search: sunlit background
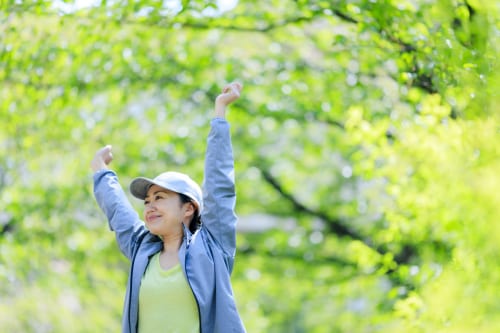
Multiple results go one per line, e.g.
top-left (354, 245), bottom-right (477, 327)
top-left (1, 0), bottom-right (499, 332)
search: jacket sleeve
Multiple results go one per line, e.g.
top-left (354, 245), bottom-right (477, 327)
top-left (93, 169), bottom-right (147, 260)
top-left (201, 118), bottom-right (238, 267)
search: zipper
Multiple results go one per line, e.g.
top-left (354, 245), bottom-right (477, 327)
top-left (128, 232), bottom-right (148, 333)
top-left (181, 225), bottom-right (203, 333)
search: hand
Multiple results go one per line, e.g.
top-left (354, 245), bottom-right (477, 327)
top-left (216, 82), bottom-right (243, 106)
top-left (91, 145), bottom-right (113, 172)
top-left (215, 82), bottom-right (243, 118)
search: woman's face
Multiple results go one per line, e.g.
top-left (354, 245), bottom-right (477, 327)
top-left (143, 185), bottom-right (193, 235)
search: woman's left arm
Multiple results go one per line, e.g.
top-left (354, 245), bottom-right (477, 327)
top-left (201, 83), bottom-right (242, 269)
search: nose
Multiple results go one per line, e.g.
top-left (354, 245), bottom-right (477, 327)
top-left (144, 201), bottom-right (156, 211)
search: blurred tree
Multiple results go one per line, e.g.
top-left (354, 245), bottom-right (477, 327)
top-left (1, 0), bottom-right (499, 331)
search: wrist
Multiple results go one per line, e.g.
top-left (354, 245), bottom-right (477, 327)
top-left (215, 102), bottom-right (226, 118)
top-left (91, 161), bottom-right (108, 173)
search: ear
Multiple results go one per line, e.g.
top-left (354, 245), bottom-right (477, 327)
top-left (183, 202), bottom-right (195, 218)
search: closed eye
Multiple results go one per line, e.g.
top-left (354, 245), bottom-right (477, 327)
top-left (144, 190), bottom-right (171, 205)
top-left (144, 193), bottom-right (166, 205)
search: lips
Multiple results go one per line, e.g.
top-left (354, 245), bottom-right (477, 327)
top-left (146, 214), bottom-right (162, 223)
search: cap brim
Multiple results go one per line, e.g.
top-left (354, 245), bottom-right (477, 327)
top-left (129, 177), bottom-right (156, 200)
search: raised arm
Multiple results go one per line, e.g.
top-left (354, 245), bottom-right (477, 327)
top-left (201, 82), bottom-right (242, 259)
top-left (92, 145), bottom-right (146, 260)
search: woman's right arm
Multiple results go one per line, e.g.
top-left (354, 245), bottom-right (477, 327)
top-left (92, 146), bottom-right (147, 260)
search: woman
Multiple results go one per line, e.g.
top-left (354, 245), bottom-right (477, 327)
top-left (91, 82), bottom-right (246, 333)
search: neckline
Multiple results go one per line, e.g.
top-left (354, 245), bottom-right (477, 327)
top-left (155, 252), bottom-right (181, 274)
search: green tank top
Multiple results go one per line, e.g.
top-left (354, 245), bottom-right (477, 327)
top-left (138, 252), bottom-right (200, 333)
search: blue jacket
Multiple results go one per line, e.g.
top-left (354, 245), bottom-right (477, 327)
top-left (93, 118), bottom-right (246, 333)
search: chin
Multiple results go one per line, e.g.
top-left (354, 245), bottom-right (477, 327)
top-left (145, 223), bottom-right (162, 235)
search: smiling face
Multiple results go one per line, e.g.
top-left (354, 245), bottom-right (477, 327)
top-left (143, 184), bottom-right (195, 236)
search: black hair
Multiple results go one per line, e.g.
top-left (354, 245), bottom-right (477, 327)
top-left (178, 193), bottom-right (201, 233)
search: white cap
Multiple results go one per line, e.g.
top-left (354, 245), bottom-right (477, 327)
top-left (130, 171), bottom-right (203, 215)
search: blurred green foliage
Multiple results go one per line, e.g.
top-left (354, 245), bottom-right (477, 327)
top-left (1, 0), bottom-right (499, 331)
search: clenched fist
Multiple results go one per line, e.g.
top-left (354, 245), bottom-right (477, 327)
top-left (91, 145), bottom-right (113, 173)
top-left (215, 82), bottom-right (243, 118)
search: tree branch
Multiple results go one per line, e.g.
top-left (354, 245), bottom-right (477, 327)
top-left (239, 245), bottom-right (356, 267)
top-left (257, 164), bottom-right (453, 268)
top-left (258, 167), bottom-right (363, 241)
